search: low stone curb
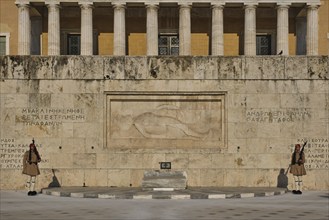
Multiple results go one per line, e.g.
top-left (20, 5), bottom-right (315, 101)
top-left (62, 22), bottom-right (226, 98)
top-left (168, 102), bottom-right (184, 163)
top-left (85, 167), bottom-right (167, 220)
top-left (42, 187), bottom-right (287, 200)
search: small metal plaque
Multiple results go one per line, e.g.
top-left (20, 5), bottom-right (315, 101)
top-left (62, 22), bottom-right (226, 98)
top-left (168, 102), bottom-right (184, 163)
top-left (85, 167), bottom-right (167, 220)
top-left (160, 162), bottom-right (171, 169)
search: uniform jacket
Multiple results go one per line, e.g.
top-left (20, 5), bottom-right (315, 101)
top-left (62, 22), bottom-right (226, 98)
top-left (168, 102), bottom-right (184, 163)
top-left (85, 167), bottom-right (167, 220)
top-left (22, 150), bottom-right (41, 176)
top-left (290, 152), bottom-right (306, 176)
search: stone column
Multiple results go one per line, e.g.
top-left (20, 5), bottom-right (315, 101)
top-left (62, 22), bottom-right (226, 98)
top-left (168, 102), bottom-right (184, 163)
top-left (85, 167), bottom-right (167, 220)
top-left (276, 4), bottom-right (289, 55)
top-left (244, 4), bottom-right (257, 55)
top-left (179, 4), bottom-right (191, 56)
top-left (47, 2), bottom-right (61, 55)
top-left (113, 3), bottom-right (126, 56)
top-left (80, 2), bottom-right (93, 55)
top-left (306, 4), bottom-right (319, 55)
top-left (17, 3), bottom-right (31, 55)
top-left (211, 4), bottom-right (224, 55)
top-left (146, 4), bottom-right (158, 56)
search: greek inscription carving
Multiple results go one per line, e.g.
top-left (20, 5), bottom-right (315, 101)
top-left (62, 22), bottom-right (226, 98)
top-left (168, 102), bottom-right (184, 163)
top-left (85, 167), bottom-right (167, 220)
top-left (246, 108), bottom-right (311, 123)
top-left (0, 138), bottom-right (49, 169)
top-left (16, 108), bottom-right (86, 126)
top-left (297, 138), bottom-right (329, 169)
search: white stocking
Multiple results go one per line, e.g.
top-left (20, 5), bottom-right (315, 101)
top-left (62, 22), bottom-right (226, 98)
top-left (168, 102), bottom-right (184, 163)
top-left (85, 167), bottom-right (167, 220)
top-left (293, 175), bottom-right (302, 191)
top-left (298, 176), bottom-right (303, 191)
top-left (26, 176), bottom-right (31, 190)
top-left (30, 176), bottom-right (36, 192)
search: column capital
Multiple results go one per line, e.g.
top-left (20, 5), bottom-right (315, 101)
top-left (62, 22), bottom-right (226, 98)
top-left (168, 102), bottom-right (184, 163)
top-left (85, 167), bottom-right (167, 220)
top-left (145, 1), bottom-right (159, 5)
top-left (146, 4), bottom-right (159, 10)
top-left (45, 0), bottom-right (60, 6)
top-left (276, 3), bottom-right (290, 9)
top-left (79, 1), bottom-right (93, 9)
top-left (306, 4), bottom-right (320, 9)
top-left (15, 0), bottom-right (29, 6)
top-left (113, 3), bottom-right (126, 9)
top-left (244, 3), bottom-right (258, 9)
top-left (15, 2), bottom-right (29, 8)
top-left (212, 3), bottom-right (224, 9)
top-left (46, 2), bottom-right (61, 9)
top-left (179, 3), bottom-right (192, 8)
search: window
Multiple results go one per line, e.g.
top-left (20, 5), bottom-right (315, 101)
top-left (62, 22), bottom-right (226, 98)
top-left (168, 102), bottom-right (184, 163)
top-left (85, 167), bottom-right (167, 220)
top-left (67, 34), bottom-right (81, 55)
top-left (61, 30), bottom-right (98, 55)
top-left (0, 33), bottom-right (10, 55)
top-left (0, 36), bottom-right (6, 55)
top-left (159, 34), bottom-right (179, 55)
top-left (256, 35), bottom-right (271, 55)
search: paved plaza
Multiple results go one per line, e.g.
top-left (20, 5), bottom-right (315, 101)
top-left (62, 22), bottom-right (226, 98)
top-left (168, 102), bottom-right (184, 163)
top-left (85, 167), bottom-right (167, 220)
top-left (1, 189), bottom-right (328, 220)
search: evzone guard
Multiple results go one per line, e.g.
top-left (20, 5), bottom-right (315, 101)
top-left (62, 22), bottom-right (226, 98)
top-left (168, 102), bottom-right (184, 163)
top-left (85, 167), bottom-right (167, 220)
top-left (22, 139), bottom-right (41, 196)
top-left (290, 142), bottom-right (307, 194)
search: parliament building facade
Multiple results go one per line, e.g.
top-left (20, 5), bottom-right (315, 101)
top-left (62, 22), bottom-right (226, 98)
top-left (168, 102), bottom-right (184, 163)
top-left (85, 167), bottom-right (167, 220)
top-left (0, 0), bottom-right (328, 190)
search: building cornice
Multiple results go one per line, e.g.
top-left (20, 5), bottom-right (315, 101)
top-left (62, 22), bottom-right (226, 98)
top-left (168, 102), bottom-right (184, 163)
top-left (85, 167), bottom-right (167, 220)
top-left (25, 0), bottom-right (322, 5)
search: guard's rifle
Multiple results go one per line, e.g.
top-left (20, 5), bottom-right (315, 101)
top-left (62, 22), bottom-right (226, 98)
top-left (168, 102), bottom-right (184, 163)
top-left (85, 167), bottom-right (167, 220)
top-left (285, 163), bottom-right (291, 175)
top-left (298, 141), bottom-right (307, 165)
top-left (31, 138), bottom-right (42, 162)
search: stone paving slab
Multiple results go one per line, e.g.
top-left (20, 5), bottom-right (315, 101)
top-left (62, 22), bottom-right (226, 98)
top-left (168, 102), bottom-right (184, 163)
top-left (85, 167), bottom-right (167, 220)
top-left (41, 186), bottom-right (287, 199)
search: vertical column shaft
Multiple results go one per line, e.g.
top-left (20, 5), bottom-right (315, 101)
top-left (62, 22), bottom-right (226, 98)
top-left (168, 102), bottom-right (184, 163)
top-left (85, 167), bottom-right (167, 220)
top-left (244, 4), bottom-right (257, 55)
top-left (146, 4), bottom-right (158, 56)
top-left (212, 4), bottom-right (224, 55)
top-left (80, 3), bottom-right (93, 55)
top-left (277, 4), bottom-right (289, 55)
top-left (17, 3), bottom-right (31, 55)
top-left (179, 4), bottom-right (191, 56)
top-left (113, 4), bottom-right (126, 56)
top-left (47, 3), bottom-right (60, 55)
top-left (307, 4), bottom-right (319, 55)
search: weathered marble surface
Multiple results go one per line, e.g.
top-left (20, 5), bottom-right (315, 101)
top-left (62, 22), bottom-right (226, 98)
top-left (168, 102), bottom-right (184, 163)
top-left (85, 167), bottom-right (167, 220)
top-left (0, 56), bottom-right (328, 191)
top-left (1, 56), bottom-right (328, 80)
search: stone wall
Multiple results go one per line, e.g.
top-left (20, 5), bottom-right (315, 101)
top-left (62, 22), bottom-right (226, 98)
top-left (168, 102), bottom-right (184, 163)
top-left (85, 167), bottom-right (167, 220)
top-left (0, 56), bottom-right (328, 190)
